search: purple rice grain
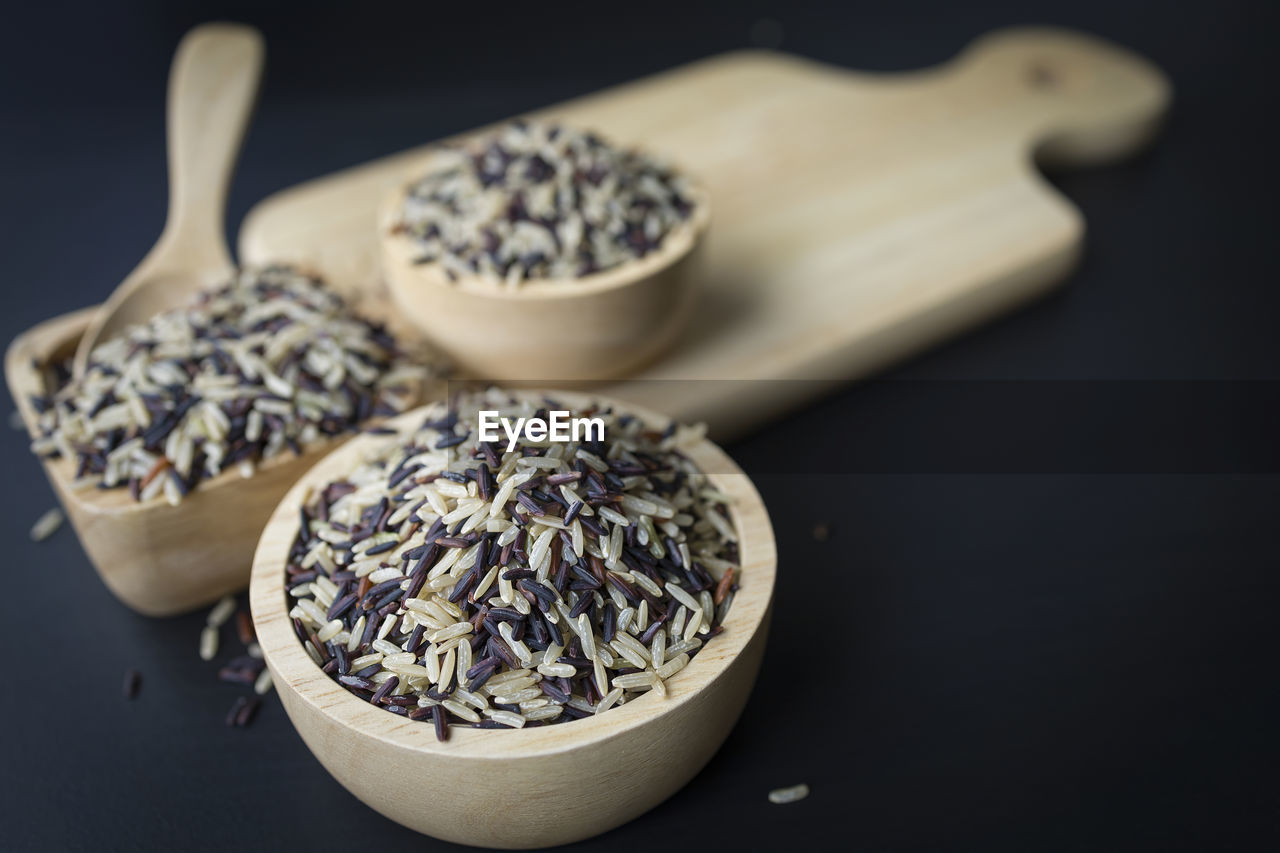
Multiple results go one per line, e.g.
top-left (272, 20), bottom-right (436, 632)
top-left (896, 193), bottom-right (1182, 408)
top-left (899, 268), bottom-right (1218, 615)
top-left (234, 697), bottom-right (262, 727)
top-left (226, 697), bottom-right (249, 727)
top-left (123, 668), bottom-right (142, 700)
top-left (370, 676), bottom-right (400, 705)
top-left (235, 611), bottom-right (255, 646)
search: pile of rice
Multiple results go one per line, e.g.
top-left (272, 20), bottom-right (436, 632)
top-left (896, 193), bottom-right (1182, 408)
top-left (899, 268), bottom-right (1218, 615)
top-left (284, 389), bottom-right (740, 737)
top-left (29, 266), bottom-right (425, 505)
top-left (397, 120), bottom-right (697, 285)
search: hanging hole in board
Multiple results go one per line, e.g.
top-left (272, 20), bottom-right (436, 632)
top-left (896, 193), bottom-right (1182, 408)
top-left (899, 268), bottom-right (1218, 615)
top-left (1028, 62), bottom-right (1059, 90)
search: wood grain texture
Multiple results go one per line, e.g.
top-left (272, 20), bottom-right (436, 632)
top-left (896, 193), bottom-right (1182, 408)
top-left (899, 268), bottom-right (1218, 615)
top-left (5, 310), bottom-right (433, 616)
top-left (75, 23), bottom-right (265, 375)
top-left (238, 27), bottom-right (1170, 438)
top-left (249, 394), bottom-right (776, 848)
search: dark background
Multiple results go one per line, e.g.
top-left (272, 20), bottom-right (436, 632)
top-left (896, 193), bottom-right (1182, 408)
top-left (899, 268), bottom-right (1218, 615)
top-left (2, 0), bottom-right (1277, 850)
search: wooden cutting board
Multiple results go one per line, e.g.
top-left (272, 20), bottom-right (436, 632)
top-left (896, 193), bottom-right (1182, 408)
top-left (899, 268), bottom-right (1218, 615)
top-left (237, 27), bottom-right (1169, 439)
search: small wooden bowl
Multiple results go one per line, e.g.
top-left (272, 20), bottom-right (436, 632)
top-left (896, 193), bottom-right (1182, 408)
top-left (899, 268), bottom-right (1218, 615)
top-left (249, 393), bottom-right (775, 848)
top-left (379, 156), bottom-right (710, 382)
top-left (5, 308), bottom-right (430, 617)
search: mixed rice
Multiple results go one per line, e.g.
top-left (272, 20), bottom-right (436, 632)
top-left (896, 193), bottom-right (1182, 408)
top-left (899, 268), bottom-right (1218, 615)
top-left (396, 120), bottom-right (697, 285)
top-left (201, 593), bottom-right (272, 727)
top-left (284, 390), bottom-right (740, 738)
top-left (28, 266), bottom-right (425, 505)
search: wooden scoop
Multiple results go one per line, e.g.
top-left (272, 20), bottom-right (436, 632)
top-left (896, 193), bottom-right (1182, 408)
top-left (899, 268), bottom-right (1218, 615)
top-left (6, 23), bottom-right (436, 617)
top-left (72, 22), bottom-right (264, 377)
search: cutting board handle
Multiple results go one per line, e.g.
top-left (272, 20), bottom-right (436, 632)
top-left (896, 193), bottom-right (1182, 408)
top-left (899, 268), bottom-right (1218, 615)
top-left (952, 27), bottom-right (1170, 168)
top-left (155, 22), bottom-right (265, 272)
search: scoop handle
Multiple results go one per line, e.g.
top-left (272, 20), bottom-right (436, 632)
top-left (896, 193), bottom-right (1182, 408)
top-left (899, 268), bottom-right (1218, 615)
top-left (71, 23), bottom-right (264, 378)
top-left (157, 22), bottom-right (265, 269)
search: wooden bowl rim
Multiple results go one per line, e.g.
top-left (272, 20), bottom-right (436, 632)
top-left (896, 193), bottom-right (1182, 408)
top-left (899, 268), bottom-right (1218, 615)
top-left (3, 307), bottom-right (423, 519)
top-left (379, 144), bottom-right (711, 302)
top-left (250, 390), bottom-right (775, 760)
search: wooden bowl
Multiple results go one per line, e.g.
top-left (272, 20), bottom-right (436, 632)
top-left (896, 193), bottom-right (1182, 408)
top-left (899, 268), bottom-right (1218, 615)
top-left (5, 308), bottom-right (431, 617)
top-left (249, 393), bottom-right (775, 848)
top-left (378, 156), bottom-right (710, 383)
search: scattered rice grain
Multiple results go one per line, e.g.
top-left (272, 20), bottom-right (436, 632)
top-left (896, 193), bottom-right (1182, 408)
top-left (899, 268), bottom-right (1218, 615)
top-left (29, 507), bottom-right (64, 542)
top-left (768, 784), bottom-right (810, 804)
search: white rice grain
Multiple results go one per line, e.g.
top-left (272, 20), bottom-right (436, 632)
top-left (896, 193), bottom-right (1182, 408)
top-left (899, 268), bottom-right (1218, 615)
top-left (29, 507), bottom-right (64, 542)
top-left (253, 669), bottom-right (274, 695)
top-left (199, 626), bottom-right (219, 661)
top-left (768, 784), bottom-right (810, 805)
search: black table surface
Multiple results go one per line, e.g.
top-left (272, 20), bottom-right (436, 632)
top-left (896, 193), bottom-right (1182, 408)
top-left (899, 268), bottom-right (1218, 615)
top-left (2, 1), bottom-right (1276, 850)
